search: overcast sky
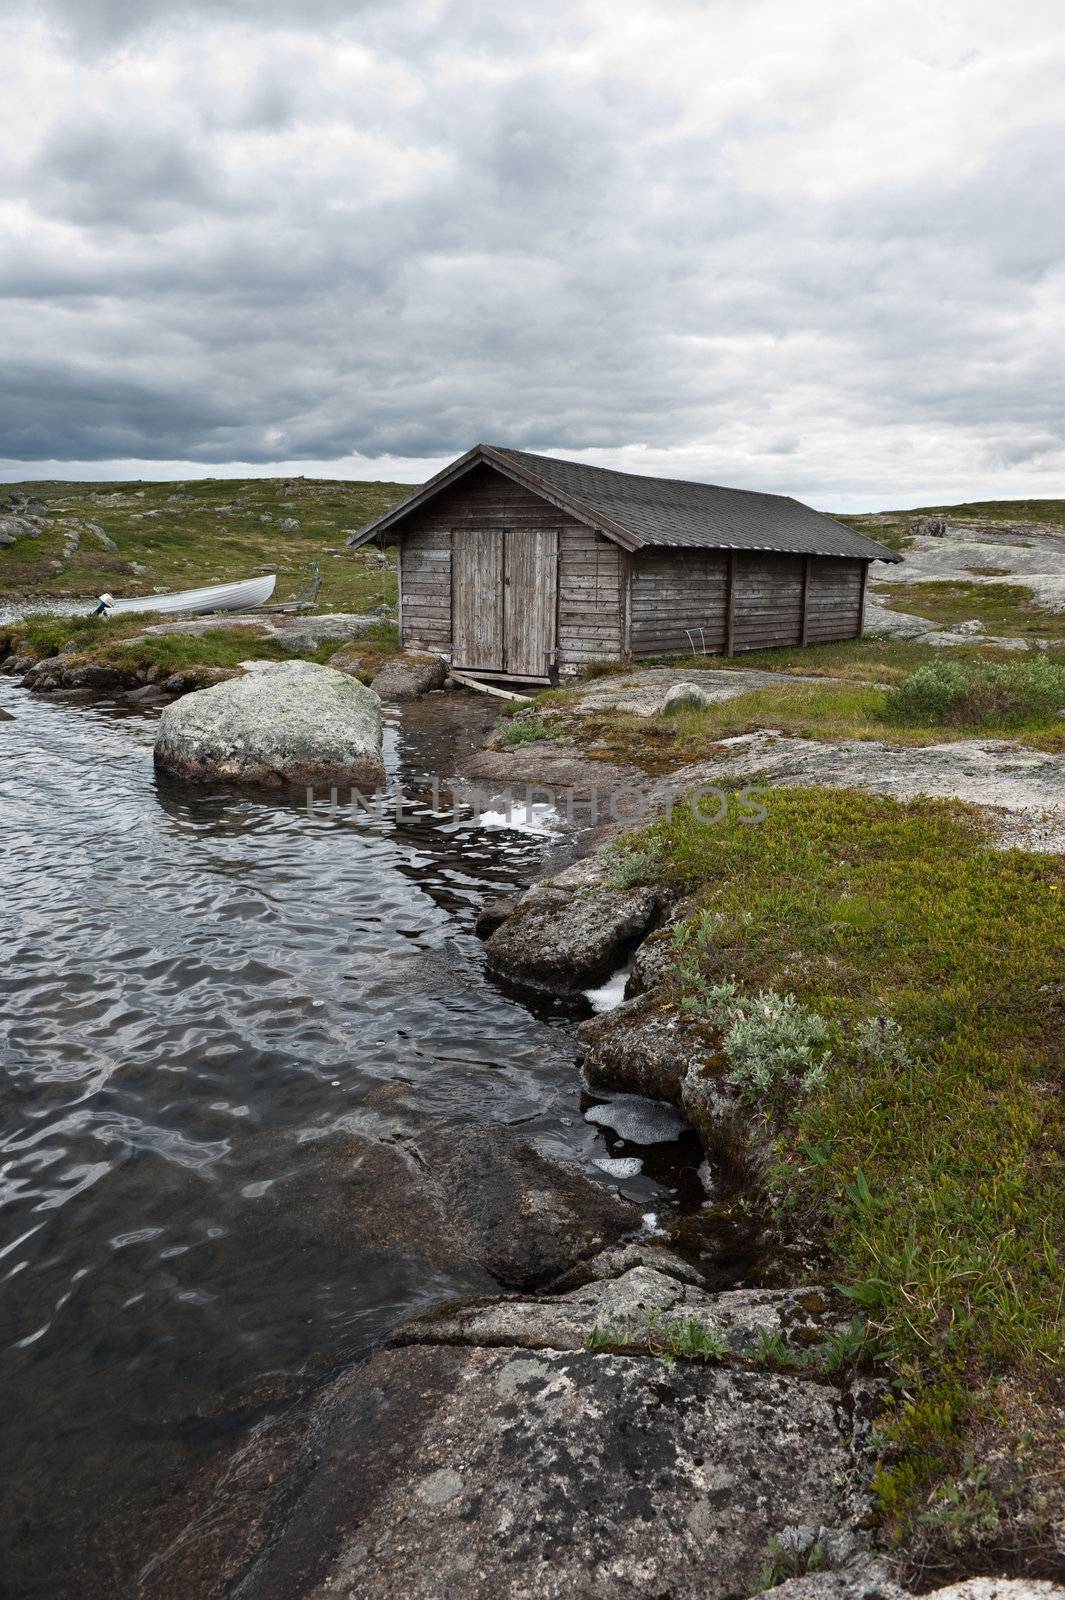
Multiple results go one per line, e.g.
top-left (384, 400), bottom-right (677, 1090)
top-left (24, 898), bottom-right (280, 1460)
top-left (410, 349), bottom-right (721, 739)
top-left (3, 0), bottom-right (1063, 508)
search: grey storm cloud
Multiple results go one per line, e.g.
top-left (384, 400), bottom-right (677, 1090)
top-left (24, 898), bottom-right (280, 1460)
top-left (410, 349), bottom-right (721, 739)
top-left (3, 0), bottom-right (1065, 504)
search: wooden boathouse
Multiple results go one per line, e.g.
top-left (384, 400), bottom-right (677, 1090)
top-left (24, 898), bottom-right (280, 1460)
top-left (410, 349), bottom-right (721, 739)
top-left (346, 444), bottom-right (902, 682)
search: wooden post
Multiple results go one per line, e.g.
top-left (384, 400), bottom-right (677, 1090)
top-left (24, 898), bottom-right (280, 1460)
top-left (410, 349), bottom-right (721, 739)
top-left (857, 560), bottom-right (869, 638)
top-left (725, 551), bottom-right (736, 656)
top-left (396, 536), bottom-right (404, 647)
top-left (620, 550), bottom-right (632, 658)
top-left (799, 555), bottom-right (810, 647)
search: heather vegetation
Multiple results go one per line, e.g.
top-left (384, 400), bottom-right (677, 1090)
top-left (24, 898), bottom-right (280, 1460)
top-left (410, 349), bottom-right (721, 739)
top-left (616, 787), bottom-right (1063, 1575)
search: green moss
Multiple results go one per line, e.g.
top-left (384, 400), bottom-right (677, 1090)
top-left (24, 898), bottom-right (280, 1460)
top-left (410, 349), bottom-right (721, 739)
top-left (617, 785), bottom-right (1063, 1568)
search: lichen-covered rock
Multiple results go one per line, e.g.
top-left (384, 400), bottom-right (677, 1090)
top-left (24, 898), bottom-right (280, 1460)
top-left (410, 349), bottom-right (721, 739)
top-left (369, 652), bottom-right (447, 701)
top-left (153, 660), bottom-right (384, 789)
top-left (577, 991), bottom-right (709, 1101)
top-left (142, 1343), bottom-right (868, 1599)
top-left (625, 925), bottom-right (684, 995)
top-left (474, 893), bottom-right (523, 936)
top-left (485, 884), bottom-right (659, 994)
top-left (274, 613), bottom-right (380, 653)
top-left (325, 644), bottom-right (369, 677)
top-left (578, 993), bottom-right (755, 1177)
top-left (161, 666), bottom-right (243, 696)
top-left (61, 661), bottom-right (137, 691)
top-left (397, 1265), bottom-right (846, 1357)
top-left (21, 655), bottom-right (65, 691)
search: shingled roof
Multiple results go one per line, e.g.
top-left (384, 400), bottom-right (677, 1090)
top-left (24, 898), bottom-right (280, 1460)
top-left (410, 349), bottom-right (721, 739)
top-left (347, 444), bottom-right (902, 562)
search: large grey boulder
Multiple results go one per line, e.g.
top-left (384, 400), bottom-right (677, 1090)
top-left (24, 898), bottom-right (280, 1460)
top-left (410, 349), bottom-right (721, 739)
top-left (141, 1343), bottom-right (868, 1600)
top-left (153, 660), bottom-right (384, 789)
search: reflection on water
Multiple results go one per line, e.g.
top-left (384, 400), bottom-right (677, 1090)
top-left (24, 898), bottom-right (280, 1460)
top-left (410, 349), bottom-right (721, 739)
top-left (0, 681), bottom-right (700, 1596)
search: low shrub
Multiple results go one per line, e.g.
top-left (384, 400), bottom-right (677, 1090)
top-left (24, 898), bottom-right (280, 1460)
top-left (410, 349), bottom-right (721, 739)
top-left (675, 964), bottom-right (832, 1105)
top-left (497, 712), bottom-right (566, 748)
top-left (882, 652), bottom-right (1065, 729)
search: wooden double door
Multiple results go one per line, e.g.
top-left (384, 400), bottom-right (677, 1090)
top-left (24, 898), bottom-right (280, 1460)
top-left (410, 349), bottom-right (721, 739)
top-left (451, 527), bottom-right (558, 678)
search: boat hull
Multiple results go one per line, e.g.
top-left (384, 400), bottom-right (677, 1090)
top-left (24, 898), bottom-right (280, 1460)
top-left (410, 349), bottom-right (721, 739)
top-left (97, 575), bottom-right (277, 617)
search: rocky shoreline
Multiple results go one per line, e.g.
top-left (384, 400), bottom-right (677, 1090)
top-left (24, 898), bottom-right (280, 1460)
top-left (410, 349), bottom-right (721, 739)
top-left (118, 841), bottom-right (1062, 1597)
top-left (2, 638), bottom-right (1061, 1595)
top-left (129, 1119), bottom-right (889, 1600)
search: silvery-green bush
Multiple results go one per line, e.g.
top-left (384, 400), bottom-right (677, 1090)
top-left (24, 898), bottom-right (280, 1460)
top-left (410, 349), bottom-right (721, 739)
top-left (722, 990), bottom-right (831, 1101)
top-left (848, 1014), bottom-right (914, 1072)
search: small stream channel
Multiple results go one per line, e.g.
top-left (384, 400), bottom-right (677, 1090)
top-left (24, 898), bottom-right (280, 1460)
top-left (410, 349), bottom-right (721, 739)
top-left (0, 668), bottom-right (703, 1594)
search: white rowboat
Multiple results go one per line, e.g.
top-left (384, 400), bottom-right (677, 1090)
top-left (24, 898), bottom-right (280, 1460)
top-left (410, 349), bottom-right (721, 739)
top-left (94, 574), bottom-right (276, 617)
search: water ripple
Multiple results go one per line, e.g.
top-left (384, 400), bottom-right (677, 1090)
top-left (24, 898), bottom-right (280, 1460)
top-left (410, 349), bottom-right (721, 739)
top-left (0, 678), bottom-right (696, 1596)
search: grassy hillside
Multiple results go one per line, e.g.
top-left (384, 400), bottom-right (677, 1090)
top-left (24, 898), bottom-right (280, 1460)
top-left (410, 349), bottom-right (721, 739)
top-left (899, 497), bottom-right (1065, 525)
top-left (838, 498), bottom-right (1065, 554)
top-left (0, 476), bottom-right (409, 612)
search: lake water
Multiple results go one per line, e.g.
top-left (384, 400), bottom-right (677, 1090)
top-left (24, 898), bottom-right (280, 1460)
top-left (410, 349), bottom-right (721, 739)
top-left (0, 676), bottom-right (700, 1596)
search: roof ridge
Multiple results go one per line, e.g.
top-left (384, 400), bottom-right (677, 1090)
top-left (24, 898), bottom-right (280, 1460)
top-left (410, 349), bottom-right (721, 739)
top-left (484, 443), bottom-right (796, 502)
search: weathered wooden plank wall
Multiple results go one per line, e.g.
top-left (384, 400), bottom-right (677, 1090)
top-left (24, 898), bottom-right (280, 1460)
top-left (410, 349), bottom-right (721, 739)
top-left (732, 553), bottom-right (805, 650)
top-left (804, 558), bottom-right (865, 641)
top-left (629, 549), bottom-right (729, 658)
top-left (557, 524), bottom-right (622, 668)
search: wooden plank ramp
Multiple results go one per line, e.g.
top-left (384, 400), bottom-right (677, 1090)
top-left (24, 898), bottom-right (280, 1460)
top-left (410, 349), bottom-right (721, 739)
top-left (449, 670), bottom-right (534, 703)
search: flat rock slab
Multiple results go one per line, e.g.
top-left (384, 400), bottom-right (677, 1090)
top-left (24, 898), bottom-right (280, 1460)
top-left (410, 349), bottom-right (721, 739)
top-left (567, 666), bottom-right (827, 719)
top-left (134, 614), bottom-right (382, 651)
top-left (762, 1573), bottom-right (1065, 1600)
top-left (256, 1124), bottom-right (640, 1296)
top-left (397, 1267), bottom-right (846, 1357)
top-left (871, 522), bottom-right (1065, 616)
top-left (274, 613), bottom-right (382, 652)
top-left (149, 1344), bottom-right (865, 1600)
top-left (668, 734), bottom-right (1065, 853)
top-left (135, 616), bottom-right (278, 638)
